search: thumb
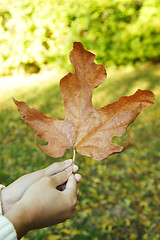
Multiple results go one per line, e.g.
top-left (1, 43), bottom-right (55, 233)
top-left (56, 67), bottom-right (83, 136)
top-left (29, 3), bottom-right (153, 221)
top-left (65, 174), bottom-right (77, 196)
top-left (50, 168), bottom-right (72, 187)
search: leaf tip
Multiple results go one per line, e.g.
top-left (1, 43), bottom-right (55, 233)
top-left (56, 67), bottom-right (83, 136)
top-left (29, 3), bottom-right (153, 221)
top-left (12, 97), bottom-right (22, 106)
top-left (12, 97), bottom-right (16, 103)
top-left (73, 41), bottom-right (84, 49)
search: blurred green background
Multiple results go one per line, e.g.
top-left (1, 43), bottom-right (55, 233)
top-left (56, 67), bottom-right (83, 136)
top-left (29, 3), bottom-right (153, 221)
top-left (0, 0), bottom-right (160, 239)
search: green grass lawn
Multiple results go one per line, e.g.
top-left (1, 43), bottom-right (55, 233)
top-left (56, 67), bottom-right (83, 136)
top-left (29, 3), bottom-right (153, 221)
top-left (0, 64), bottom-right (160, 240)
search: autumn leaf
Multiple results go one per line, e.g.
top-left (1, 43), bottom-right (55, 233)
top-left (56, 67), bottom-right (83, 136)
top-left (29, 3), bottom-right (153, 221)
top-left (13, 42), bottom-right (155, 160)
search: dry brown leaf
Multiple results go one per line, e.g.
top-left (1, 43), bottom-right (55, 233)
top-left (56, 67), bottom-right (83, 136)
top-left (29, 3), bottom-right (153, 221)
top-left (13, 42), bottom-right (155, 160)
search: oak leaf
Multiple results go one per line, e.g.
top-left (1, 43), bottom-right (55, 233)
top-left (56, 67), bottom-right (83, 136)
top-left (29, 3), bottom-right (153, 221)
top-left (13, 42), bottom-right (155, 160)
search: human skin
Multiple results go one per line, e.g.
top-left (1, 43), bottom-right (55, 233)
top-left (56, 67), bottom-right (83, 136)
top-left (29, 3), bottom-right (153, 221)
top-left (1, 160), bottom-right (81, 239)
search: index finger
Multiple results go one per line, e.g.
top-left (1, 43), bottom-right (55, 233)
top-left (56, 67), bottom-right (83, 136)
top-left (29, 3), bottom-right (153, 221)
top-left (65, 174), bottom-right (77, 196)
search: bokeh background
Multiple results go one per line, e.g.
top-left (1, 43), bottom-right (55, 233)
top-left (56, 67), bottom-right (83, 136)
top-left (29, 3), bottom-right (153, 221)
top-left (0, 0), bottom-right (160, 239)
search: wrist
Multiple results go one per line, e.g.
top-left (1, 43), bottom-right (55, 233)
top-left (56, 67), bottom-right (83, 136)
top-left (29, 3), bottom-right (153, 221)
top-left (5, 201), bottom-right (29, 239)
top-left (1, 187), bottom-right (13, 214)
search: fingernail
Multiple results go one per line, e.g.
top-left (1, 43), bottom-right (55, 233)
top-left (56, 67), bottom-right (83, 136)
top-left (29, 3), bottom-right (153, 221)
top-left (73, 165), bottom-right (79, 172)
top-left (75, 173), bottom-right (82, 182)
top-left (64, 159), bottom-right (72, 165)
top-left (65, 166), bottom-right (73, 172)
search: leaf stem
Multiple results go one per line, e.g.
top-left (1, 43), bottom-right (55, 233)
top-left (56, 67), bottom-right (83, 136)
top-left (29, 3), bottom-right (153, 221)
top-left (72, 149), bottom-right (76, 164)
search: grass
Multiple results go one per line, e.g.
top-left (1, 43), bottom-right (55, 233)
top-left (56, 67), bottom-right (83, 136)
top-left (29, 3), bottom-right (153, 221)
top-left (0, 63), bottom-right (160, 240)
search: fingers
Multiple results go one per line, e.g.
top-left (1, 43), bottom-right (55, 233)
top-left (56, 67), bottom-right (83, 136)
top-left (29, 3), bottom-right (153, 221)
top-left (72, 165), bottom-right (79, 173)
top-left (43, 159), bottom-right (72, 176)
top-left (65, 174), bottom-right (77, 196)
top-left (43, 160), bottom-right (79, 177)
top-left (50, 168), bottom-right (72, 187)
top-left (56, 173), bottom-right (82, 191)
top-left (75, 173), bottom-right (81, 182)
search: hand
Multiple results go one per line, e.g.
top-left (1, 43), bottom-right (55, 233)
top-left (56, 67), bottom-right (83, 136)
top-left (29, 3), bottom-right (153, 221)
top-left (1, 160), bottom-right (80, 214)
top-left (5, 168), bottom-right (81, 239)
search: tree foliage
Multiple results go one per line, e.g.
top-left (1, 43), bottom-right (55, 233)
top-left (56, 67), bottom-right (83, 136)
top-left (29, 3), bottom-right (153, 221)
top-left (0, 0), bottom-right (160, 75)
